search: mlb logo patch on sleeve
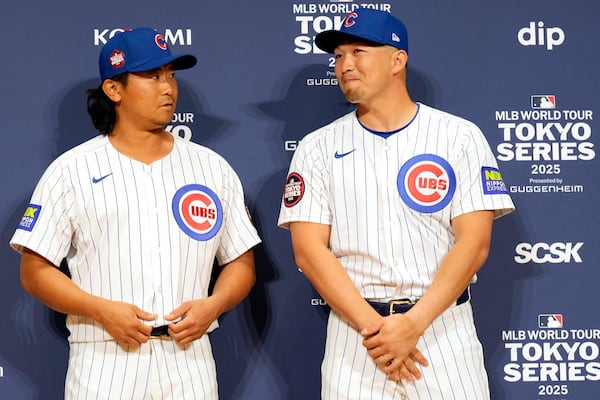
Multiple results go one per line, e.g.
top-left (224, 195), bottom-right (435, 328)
top-left (18, 204), bottom-right (42, 231)
top-left (481, 167), bottom-right (508, 194)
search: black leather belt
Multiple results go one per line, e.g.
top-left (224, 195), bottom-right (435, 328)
top-left (150, 325), bottom-right (170, 337)
top-left (368, 287), bottom-right (470, 316)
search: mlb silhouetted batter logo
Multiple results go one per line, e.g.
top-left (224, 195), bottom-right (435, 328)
top-left (172, 184), bottom-right (223, 241)
top-left (538, 314), bottom-right (563, 328)
top-left (531, 95), bottom-right (556, 109)
top-left (397, 154), bottom-right (456, 213)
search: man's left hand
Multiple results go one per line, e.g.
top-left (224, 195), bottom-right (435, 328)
top-left (361, 313), bottom-right (429, 380)
top-left (164, 298), bottom-right (219, 344)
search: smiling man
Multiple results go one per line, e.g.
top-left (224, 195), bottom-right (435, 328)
top-left (278, 9), bottom-right (515, 400)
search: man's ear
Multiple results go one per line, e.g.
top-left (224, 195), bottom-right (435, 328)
top-left (391, 49), bottom-right (408, 73)
top-left (102, 79), bottom-right (121, 102)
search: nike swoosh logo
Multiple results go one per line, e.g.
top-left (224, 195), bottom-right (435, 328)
top-left (334, 149), bottom-right (356, 159)
top-left (92, 173), bottom-right (113, 184)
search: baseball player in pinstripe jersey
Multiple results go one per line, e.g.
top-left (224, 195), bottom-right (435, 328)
top-left (10, 28), bottom-right (260, 399)
top-left (278, 9), bottom-right (515, 400)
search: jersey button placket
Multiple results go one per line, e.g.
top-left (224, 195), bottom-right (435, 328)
top-left (144, 167), bottom-right (165, 320)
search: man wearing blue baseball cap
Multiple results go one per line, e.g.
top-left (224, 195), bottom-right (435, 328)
top-left (278, 9), bottom-right (514, 400)
top-left (11, 27), bottom-right (261, 399)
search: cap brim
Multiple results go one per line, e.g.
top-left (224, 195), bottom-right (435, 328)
top-left (315, 30), bottom-right (383, 54)
top-left (171, 54), bottom-right (197, 71)
top-left (128, 54), bottom-right (197, 74)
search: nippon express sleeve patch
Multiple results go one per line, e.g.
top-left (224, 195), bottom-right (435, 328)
top-left (481, 167), bottom-right (508, 194)
top-left (18, 204), bottom-right (42, 231)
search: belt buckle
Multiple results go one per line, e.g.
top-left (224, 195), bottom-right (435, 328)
top-left (388, 299), bottom-right (416, 315)
top-left (150, 334), bottom-right (171, 340)
top-left (149, 325), bottom-right (170, 338)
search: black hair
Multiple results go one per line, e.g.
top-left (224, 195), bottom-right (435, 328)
top-left (86, 73), bottom-right (128, 135)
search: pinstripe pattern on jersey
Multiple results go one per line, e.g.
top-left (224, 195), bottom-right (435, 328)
top-left (279, 103), bottom-right (514, 400)
top-left (322, 303), bottom-right (489, 400)
top-left (278, 103), bottom-right (515, 301)
top-left (64, 336), bottom-right (218, 399)
top-left (11, 134), bottom-right (261, 342)
top-left (11, 134), bottom-right (260, 398)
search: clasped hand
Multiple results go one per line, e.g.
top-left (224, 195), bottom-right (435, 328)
top-left (99, 298), bottom-right (218, 346)
top-left (361, 313), bottom-right (429, 381)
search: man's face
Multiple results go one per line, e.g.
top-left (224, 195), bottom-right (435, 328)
top-left (333, 42), bottom-right (396, 104)
top-left (114, 64), bottom-right (179, 131)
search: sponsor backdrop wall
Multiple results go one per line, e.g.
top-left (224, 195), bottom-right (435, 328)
top-left (1, 0), bottom-right (598, 399)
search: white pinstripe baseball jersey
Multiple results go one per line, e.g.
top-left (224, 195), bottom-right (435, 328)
top-left (278, 103), bottom-right (515, 301)
top-left (278, 103), bottom-right (515, 399)
top-left (11, 134), bottom-right (261, 342)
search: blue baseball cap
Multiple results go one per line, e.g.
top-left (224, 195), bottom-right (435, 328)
top-left (99, 27), bottom-right (197, 81)
top-left (315, 9), bottom-right (408, 54)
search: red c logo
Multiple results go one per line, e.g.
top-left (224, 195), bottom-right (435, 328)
top-left (181, 192), bottom-right (215, 231)
top-left (344, 12), bottom-right (358, 28)
top-left (406, 164), bottom-right (448, 203)
top-left (155, 34), bottom-right (168, 50)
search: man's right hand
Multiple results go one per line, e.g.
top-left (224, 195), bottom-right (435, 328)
top-left (361, 315), bottom-right (429, 381)
top-left (95, 299), bottom-right (157, 345)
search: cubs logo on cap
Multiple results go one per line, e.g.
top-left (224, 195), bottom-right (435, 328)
top-left (99, 27), bottom-right (197, 81)
top-left (315, 8), bottom-right (408, 54)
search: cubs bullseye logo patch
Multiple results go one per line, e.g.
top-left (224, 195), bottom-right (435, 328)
top-left (283, 172), bottom-right (304, 207)
top-left (172, 184), bottom-right (223, 241)
top-left (397, 154), bottom-right (456, 213)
